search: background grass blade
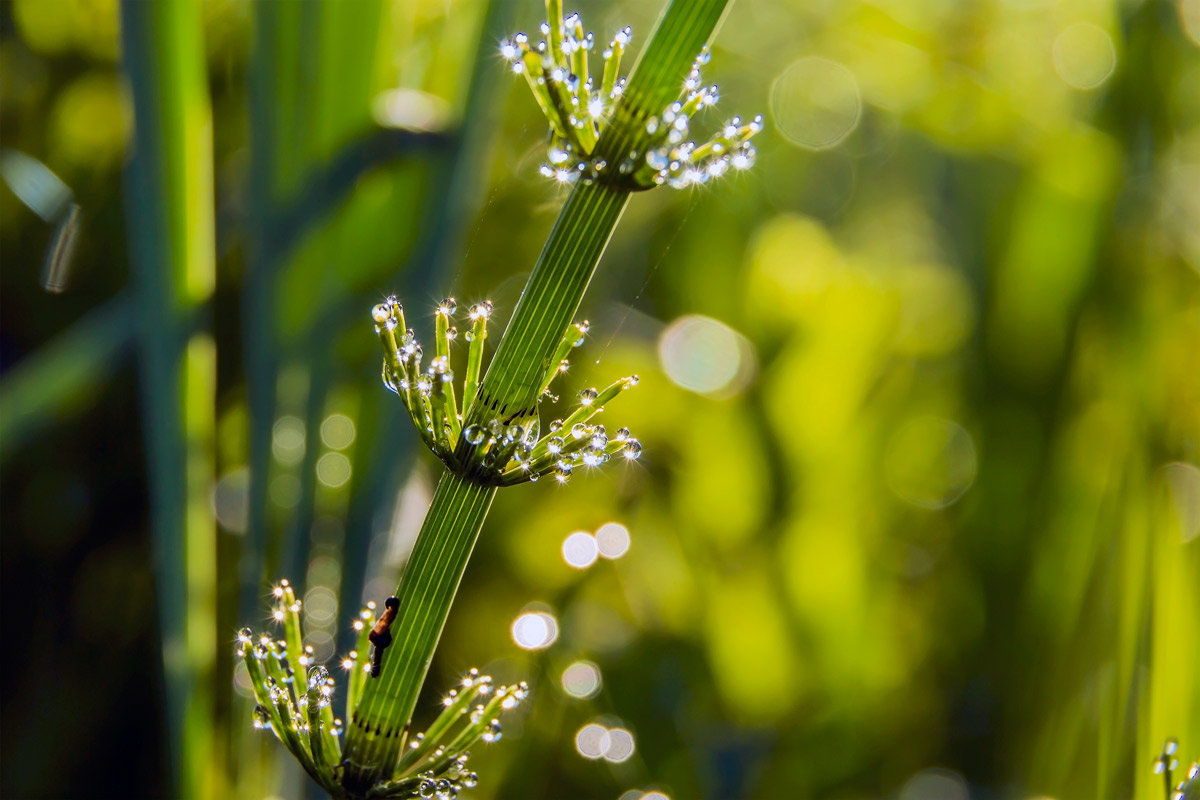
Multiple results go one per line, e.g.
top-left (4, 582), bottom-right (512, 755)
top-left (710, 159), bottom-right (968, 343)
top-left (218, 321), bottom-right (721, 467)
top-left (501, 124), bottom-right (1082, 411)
top-left (119, 1), bottom-right (219, 797)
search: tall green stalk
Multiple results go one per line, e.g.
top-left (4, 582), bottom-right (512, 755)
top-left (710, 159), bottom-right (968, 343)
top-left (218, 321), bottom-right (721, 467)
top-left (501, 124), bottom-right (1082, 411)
top-left (241, 0), bottom-right (756, 795)
top-left (468, 0), bottom-right (731, 426)
top-left (343, 0), bottom-right (736, 786)
top-left (341, 474), bottom-right (496, 792)
top-left (120, 2), bottom-right (218, 797)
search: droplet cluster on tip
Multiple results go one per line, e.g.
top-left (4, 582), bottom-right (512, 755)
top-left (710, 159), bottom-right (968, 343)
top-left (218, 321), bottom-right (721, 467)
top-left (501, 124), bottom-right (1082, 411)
top-left (370, 669), bottom-right (529, 799)
top-left (500, 0), bottom-right (627, 184)
top-left (372, 297), bottom-right (642, 486)
top-left (235, 581), bottom-right (346, 796)
top-left (500, 1), bottom-right (761, 190)
top-left (1154, 737), bottom-right (1200, 800)
top-left (238, 582), bottom-right (528, 799)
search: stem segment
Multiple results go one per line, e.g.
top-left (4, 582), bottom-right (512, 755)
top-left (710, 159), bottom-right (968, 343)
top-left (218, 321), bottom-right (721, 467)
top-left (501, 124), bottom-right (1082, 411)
top-left (341, 472), bottom-right (497, 791)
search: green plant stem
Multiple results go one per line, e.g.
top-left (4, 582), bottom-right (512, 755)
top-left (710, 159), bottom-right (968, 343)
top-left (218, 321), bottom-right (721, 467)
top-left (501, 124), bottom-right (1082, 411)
top-left (341, 472), bottom-right (497, 791)
top-left (595, 0), bottom-right (732, 168)
top-left (466, 182), bottom-right (629, 428)
top-left (466, 0), bottom-right (733, 426)
top-left (120, 1), bottom-right (218, 798)
top-left (340, 0), bottom-right (734, 793)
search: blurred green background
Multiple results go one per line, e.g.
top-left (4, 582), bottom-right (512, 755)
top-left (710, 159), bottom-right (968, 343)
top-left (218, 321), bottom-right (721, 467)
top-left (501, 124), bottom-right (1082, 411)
top-left (2, 0), bottom-right (1198, 798)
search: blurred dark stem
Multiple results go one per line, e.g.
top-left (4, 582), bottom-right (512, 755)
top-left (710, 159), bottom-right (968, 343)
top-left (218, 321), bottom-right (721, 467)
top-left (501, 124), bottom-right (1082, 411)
top-left (120, 1), bottom-right (218, 797)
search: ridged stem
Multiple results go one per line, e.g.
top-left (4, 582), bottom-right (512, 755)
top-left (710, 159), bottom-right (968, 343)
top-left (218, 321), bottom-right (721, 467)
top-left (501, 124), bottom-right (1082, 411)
top-left (466, 0), bottom-right (734, 427)
top-left (466, 182), bottom-right (629, 428)
top-left (341, 472), bottom-right (496, 791)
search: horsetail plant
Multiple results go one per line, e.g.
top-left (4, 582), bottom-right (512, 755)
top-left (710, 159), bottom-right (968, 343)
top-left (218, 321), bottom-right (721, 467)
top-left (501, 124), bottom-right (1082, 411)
top-left (238, 581), bottom-right (527, 798)
top-left (240, 0), bottom-right (759, 796)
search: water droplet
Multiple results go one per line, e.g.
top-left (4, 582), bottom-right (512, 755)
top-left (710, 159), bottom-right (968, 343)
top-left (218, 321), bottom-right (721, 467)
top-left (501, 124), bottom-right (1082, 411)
top-left (582, 449), bottom-right (606, 467)
top-left (307, 665), bottom-right (330, 690)
top-left (571, 422), bottom-right (589, 440)
top-left (418, 779), bottom-right (436, 798)
top-left (252, 705), bottom-right (271, 729)
top-left (371, 304), bottom-right (391, 325)
top-left (482, 719), bottom-right (502, 742)
top-left (623, 439), bottom-right (642, 460)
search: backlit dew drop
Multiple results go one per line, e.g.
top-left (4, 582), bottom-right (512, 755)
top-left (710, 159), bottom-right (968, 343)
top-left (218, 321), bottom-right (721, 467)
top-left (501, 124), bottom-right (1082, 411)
top-left (579, 387), bottom-right (598, 406)
top-left (250, 706), bottom-right (273, 732)
top-left (562, 530), bottom-right (599, 568)
top-left (463, 424), bottom-right (486, 445)
top-left (511, 610), bottom-right (559, 650)
top-left (307, 665), bottom-right (330, 690)
top-left (438, 297), bottom-right (457, 316)
top-left (481, 719), bottom-right (503, 743)
top-left (581, 449), bottom-right (605, 467)
top-left (623, 439), bottom-right (642, 460)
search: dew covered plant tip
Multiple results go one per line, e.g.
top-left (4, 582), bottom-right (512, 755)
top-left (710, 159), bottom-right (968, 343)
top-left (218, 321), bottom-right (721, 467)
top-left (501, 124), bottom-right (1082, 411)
top-left (237, 0), bottom-right (759, 797)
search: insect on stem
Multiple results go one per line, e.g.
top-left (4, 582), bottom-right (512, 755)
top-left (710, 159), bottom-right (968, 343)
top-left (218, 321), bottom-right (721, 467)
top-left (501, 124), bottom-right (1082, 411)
top-left (368, 597), bottom-right (400, 678)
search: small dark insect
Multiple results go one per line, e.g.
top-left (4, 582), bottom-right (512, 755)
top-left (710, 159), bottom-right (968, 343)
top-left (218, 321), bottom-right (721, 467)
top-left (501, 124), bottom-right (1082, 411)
top-left (368, 597), bottom-right (400, 678)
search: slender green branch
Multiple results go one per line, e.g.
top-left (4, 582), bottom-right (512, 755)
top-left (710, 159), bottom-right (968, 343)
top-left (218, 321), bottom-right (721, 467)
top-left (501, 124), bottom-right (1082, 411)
top-left (470, 0), bottom-right (737, 425)
top-left (341, 472), bottom-right (497, 792)
top-left (120, 1), bottom-right (218, 797)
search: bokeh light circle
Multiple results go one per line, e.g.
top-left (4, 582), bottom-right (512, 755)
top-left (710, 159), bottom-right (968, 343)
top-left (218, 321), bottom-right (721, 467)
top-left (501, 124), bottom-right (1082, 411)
top-left (884, 416), bottom-right (978, 509)
top-left (898, 768), bottom-right (969, 800)
top-left (316, 452), bottom-right (352, 488)
top-left (561, 660), bottom-right (602, 699)
top-left (575, 723), bottom-right (609, 759)
top-left (320, 413), bottom-right (356, 450)
top-left (771, 57), bottom-right (862, 149)
top-left (562, 531), bottom-right (599, 569)
top-left (511, 610), bottom-right (558, 650)
top-left (659, 314), bottom-right (755, 397)
top-left (595, 522), bottom-right (631, 559)
top-left (1052, 23), bottom-right (1117, 89)
top-left (603, 727), bottom-right (636, 762)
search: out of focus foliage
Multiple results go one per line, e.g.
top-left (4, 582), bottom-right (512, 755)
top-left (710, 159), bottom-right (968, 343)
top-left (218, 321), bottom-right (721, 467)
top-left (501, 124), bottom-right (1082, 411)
top-left (1, 1), bottom-right (1198, 799)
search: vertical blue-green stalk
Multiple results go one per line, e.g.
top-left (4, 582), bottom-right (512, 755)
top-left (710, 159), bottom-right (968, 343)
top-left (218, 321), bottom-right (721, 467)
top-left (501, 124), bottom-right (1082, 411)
top-left (120, 1), bottom-right (218, 797)
top-left (341, 0), bottom-right (734, 792)
top-left (341, 473), bottom-right (496, 792)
